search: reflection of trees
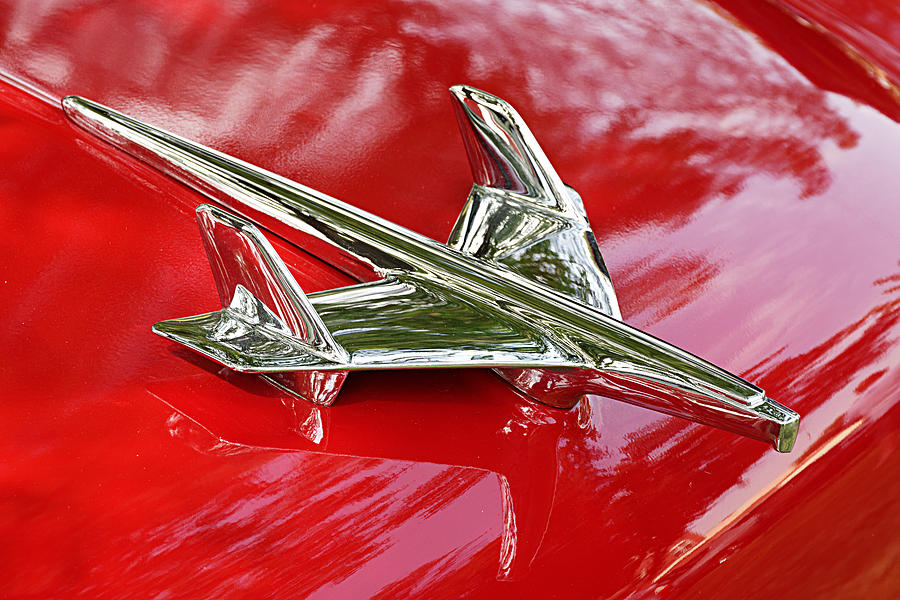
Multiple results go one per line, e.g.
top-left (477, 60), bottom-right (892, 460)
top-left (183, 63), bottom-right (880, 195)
top-left (746, 262), bottom-right (900, 418)
top-left (541, 262), bottom-right (900, 595)
top-left (612, 253), bottom-right (719, 327)
top-left (151, 365), bottom-right (570, 584)
top-left (776, 0), bottom-right (900, 87)
top-left (0, 0), bottom-right (861, 235)
top-left (0, 0), bottom-right (869, 334)
top-left (716, 0), bottom-right (900, 123)
top-left (113, 451), bottom-right (495, 598)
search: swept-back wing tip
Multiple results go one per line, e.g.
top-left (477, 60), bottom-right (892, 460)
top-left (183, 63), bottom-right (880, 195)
top-left (151, 286), bottom-right (349, 373)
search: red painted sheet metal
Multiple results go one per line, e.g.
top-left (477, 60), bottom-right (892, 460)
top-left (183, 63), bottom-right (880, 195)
top-left (0, 1), bottom-right (898, 597)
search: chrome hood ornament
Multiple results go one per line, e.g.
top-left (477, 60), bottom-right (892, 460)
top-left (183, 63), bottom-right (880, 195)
top-left (63, 86), bottom-right (800, 452)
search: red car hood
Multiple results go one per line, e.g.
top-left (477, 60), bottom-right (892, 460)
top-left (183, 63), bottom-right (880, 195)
top-left (1, 0), bottom-right (899, 597)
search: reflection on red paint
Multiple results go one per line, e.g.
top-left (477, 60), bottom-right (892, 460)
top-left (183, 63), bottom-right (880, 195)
top-left (0, 0), bottom-right (899, 598)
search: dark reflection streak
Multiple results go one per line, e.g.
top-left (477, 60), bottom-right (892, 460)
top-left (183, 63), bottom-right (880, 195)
top-left (0, 0), bottom-right (861, 227)
top-left (635, 263), bottom-right (900, 588)
top-left (537, 265), bottom-right (900, 594)
top-left (714, 0), bottom-right (900, 123)
top-left (747, 263), bottom-right (900, 416)
top-left (148, 367), bottom-right (570, 581)
top-left (129, 444), bottom-right (491, 598)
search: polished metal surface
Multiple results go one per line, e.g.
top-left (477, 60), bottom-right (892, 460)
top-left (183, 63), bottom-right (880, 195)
top-left (448, 86), bottom-right (620, 318)
top-left (62, 86), bottom-right (800, 452)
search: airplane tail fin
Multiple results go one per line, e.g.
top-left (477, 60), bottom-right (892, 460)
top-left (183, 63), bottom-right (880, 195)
top-left (153, 204), bottom-right (349, 405)
top-left (193, 204), bottom-right (348, 364)
top-left (449, 84), bottom-right (578, 214)
top-left (448, 85), bottom-right (620, 318)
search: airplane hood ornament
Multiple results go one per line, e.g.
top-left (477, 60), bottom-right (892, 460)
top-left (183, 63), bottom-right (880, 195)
top-left (62, 85), bottom-right (800, 452)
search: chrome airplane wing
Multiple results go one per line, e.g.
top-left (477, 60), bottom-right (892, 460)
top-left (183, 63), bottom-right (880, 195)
top-left (62, 85), bottom-right (800, 452)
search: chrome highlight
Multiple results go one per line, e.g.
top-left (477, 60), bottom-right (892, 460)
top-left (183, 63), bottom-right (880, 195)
top-left (449, 85), bottom-right (620, 318)
top-left (62, 87), bottom-right (800, 452)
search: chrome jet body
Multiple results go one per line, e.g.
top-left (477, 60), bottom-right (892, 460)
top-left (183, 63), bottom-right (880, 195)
top-left (63, 85), bottom-right (800, 452)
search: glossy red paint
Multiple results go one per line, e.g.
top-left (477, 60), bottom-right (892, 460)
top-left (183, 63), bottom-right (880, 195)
top-left (1, 1), bottom-right (899, 598)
